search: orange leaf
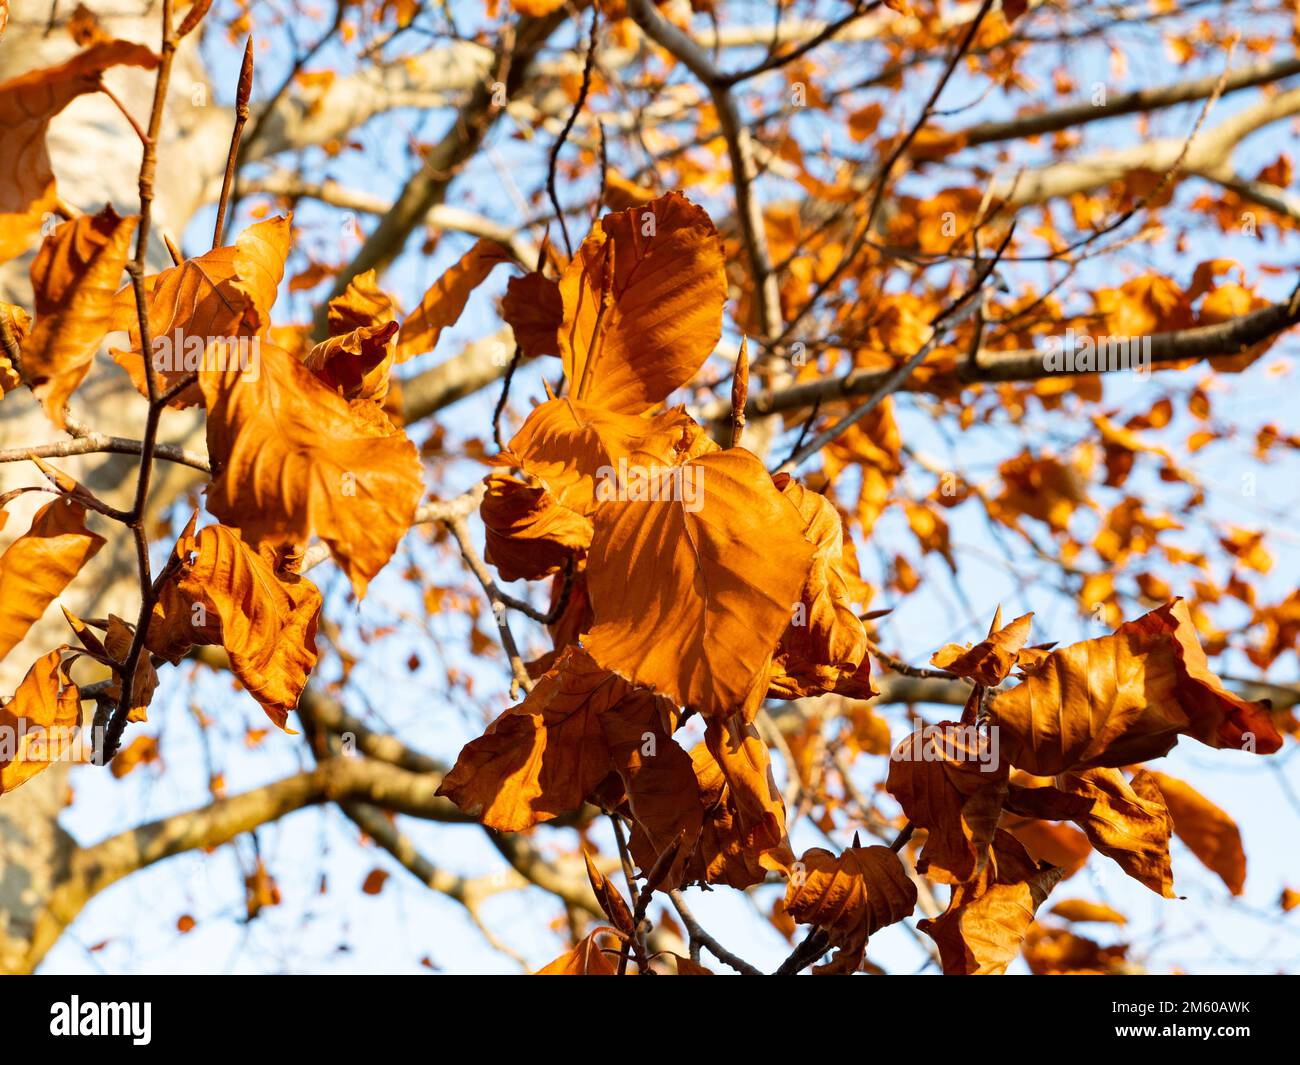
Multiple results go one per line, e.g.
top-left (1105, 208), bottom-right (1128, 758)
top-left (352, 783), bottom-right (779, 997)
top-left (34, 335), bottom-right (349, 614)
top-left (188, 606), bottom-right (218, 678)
top-left (437, 647), bottom-right (651, 831)
top-left (1022, 923), bottom-right (1130, 975)
top-left (598, 686), bottom-right (702, 892)
top-left (534, 928), bottom-right (621, 974)
top-left (63, 609), bottom-right (157, 723)
top-left (504, 396), bottom-right (700, 518)
top-left (110, 216), bottom-right (290, 408)
top-left (21, 206), bottom-right (137, 425)
top-left (886, 721), bottom-right (1008, 884)
top-left (561, 191), bottom-right (726, 413)
top-left (201, 342), bottom-right (422, 598)
top-left (785, 844), bottom-right (917, 974)
top-left (1056, 768), bottom-right (1175, 897)
top-left (1147, 770), bottom-right (1246, 895)
top-left (584, 447), bottom-right (815, 717)
top-left (919, 831), bottom-right (1064, 975)
top-left (931, 609), bottom-right (1033, 687)
top-left (0, 498), bottom-right (105, 662)
top-left (1119, 599), bottom-right (1282, 754)
top-left (0, 40), bottom-right (156, 262)
top-left (1048, 898), bottom-right (1128, 925)
top-left (501, 270), bottom-right (562, 360)
top-left (109, 734), bottom-right (160, 779)
top-left (583, 851), bottom-right (636, 936)
top-left (767, 476), bottom-right (875, 700)
top-left (0, 302), bottom-right (29, 393)
top-left (304, 321), bottom-right (398, 401)
top-left (147, 519), bottom-right (321, 729)
top-left (991, 599), bottom-right (1279, 776)
top-left (0, 650), bottom-right (83, 795)
top-left (1003, 817), bottom-right (1092, 877)
top-left (480, 472), bottom-right (592, 583)
top-left (704, 715), bottom-right (793, 867)
top-left (396, 239), bottom-right (512, 360)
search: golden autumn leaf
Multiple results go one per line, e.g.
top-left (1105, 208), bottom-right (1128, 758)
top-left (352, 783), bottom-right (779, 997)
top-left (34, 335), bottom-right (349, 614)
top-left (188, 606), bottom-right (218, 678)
top-left (109, 734), bottom-right (161, 779)
top-left (1056, 768), bottom-right (1175, 897)
top-left (501, 270), bottom-right (562, 360)
top-left (534, 928), bottom-right (621, 975)
top-left (822, 399), bottom-right (902, 539)
top-left (304, 269), bottom-right (400, 402)
top-left (201, 342), bottom-right (422, 598)
top-left (584, 447), bottom-right (815, 717)
top-left (396, 239), bottom-right (512, 360)
top-left (326, 267), bottom-right (396, 336)
top-left (0, 40), bottom-right (156, 263)
top-left (886, 721), bottom-right (1007, 884)
top-left (670, 955), bottom-right (714, 975)
top-left (109, 215), bottom-right (291, 408)
top-left (504, 396), bottom-right (700, 518)
top-left (20, 206), bottom-right (137, 425)
top-left (480, 472), bottom-right (591, 583)
top-left (560, 191), bottom-right (726, 413)
top-left (704, 715), bottom-right (793, 867)
top-left (990, 599), bottom-right (1280, 777)
top-left (632, 737), bottom-right (790, 891)
top-left (0, 649), bottom-right (83, 795)
top-left (1022, 924), bottom-right (1130, 975)
top-left (1048, 898), bottom-right (1128, 925)
top-left (304, 320), bottom-right (398, 401)
top-left (1147, 770), bottom-right (1246, 895)
top-left (244, 858), bottom-right (281, 919)
top-left (147, 518), bottom-right (322, 729)
top-left (1118, 599), bottom-right (1283, 754)
top-left (784, 844), bottom-right (917, 974)
top-left (583, 850), bottom-right (636, 937)
top-left (919, 830), bottom-right (1065, 975)
top-left (0, 301), bottom-right (29, 393)
top-left (598, 684), bottom-right (702, 891)
top-left (992, 627), bottom-right (1183, 775)
top-left (931, 609), bottom-right (1034, 687)
top-left (602, 169), bottom-right (658, 211)
top-left (437, 647), bottom-right (678, 832)
top-left (62, 609), bottom-right (157, 723)
top-left (767, 476), bottom-right (875, 700)
top-left (0, 498), bottom-right (105, 663)
top-left (1003, 817), bottom-right (1091, 878)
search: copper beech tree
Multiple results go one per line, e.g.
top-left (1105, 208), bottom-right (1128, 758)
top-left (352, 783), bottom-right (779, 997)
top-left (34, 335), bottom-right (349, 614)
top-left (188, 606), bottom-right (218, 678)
top-left (0, 0), bottom-right (1297, 975)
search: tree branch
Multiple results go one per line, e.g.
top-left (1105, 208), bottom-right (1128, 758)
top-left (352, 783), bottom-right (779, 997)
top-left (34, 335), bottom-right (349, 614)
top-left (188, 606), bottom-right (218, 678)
top-left (700, 295), bottom-right (1300, 423)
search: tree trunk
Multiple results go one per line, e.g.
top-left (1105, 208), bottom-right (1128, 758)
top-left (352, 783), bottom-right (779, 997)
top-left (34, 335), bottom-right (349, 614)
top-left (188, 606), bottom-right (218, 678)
top-left (0, 2), bottom-right (220, 972)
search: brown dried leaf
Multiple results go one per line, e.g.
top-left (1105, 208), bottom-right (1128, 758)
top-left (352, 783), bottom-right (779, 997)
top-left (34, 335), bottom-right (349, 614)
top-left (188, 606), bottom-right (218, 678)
top-left (21, 206), bottom-right (136, 425)
top-left (0, 498), bottom-right (105, 662)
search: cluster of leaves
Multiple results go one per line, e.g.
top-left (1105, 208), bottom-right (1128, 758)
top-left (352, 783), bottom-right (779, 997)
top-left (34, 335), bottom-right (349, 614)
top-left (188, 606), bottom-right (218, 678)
top-left (422, 192), bottom-right (1282, 974)
top-left (1, 3), bottom-right (1297, 975)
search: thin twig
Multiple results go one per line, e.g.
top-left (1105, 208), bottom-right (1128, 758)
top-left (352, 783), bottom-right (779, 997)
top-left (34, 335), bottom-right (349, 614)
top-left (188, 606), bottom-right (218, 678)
top-left (546, 5), bottom-right (599, 258)
top-left (103, 0), bottom-right (183, 763)
top-left (443, 514), bottom-right (534, 694)
top-left (667, 890), bottom-right (763, 975)
top-left (211, 35), bottom-right (254, 248)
